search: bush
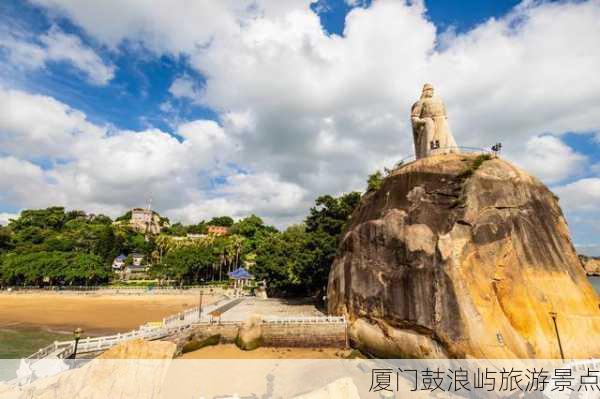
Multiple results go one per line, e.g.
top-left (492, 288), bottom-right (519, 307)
top-left (181, 334), bottom-right (221, 353)
top-left (458, 154), bottom-right (492, 179)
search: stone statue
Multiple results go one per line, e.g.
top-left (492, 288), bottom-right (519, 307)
top-left (411, 83), bottom-right (459, 159)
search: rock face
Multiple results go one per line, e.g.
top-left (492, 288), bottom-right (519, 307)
top-left (236, 314), bottom-right (263, 350)
top-left (328, 153), bottom-right (600, 359)
top-left (98, 338), bottom-right (176, 359)
top-left (580, 255), bottom-right (600, 276)
top-left (1, 340), bottom-right (177, 399)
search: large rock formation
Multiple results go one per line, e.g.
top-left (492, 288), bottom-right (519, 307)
top-left (0, 340), bottom-right (177, 399)
top-left (580, 255), bottom-right (600, 276)
top-left (328, 153), bottom-right (600, 359)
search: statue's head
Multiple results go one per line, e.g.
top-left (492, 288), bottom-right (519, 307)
top-left (421, 83), bottom-right (434, 98)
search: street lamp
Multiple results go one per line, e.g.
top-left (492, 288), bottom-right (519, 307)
top-left (549, 311), bottom-right (565, 361)
top-left (198, 278), bottom-right (205, 321)
top-left (73, 327), bottom-right (83, 359)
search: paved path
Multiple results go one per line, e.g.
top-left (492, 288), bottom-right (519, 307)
top-left (24, 296), bottom-right (329, 361)
top-left (219, 298), bottom-right (324, 322)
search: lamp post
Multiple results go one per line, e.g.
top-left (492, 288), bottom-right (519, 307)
top-left (198, 278), bottom-right (204, 321)
top-left (549, 311), bottom-right (565, 361)
top-left (73, 327), bottom-right (83, 359)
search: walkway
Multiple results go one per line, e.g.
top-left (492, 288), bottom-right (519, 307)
top-left (23, 296), bottom-right (345, 363)
top-left (25, 296), bottom-right (241, 362)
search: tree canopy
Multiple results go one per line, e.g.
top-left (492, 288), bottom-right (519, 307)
top-left (0, 188), bottom-right (363, 296)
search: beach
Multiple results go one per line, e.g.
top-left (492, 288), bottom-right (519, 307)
top-left (0, 291), bottom-right (217, 358)
top-left (0, 292), bottom-right (217, 334)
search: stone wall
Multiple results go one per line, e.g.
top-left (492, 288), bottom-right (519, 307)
top-left (261, 323), bottom-right (347, 348)
top-left (171, 322), bottom-right (347, 352)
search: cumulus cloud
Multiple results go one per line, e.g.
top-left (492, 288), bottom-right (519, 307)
top-left (0, 212), bottom-right (20, 226)
top-left (506, 135), bottom-right (587, 184)
top-left (30, 0), bottom-right (313, 54)
top-left (5, 0), bottom-right (600, 229)
top-left (0, 88), bottom-right (242, 221)
top-left (0, 88), bottom-right (105, 159)
top-left (166, 172), bottom-right (308, 226)
top-left (554, 178), bottom-right (600, 256)
top-left (554, 178), bottom-right (600, 212)
top-left (0, 26), bottom-right (114, 85)
top-left (169, 75), bottom-right (203, 101)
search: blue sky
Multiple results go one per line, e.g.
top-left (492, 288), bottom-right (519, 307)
top-left (1, 0), bottom-right (599, 254)
top-left (3, 0), bottom-right (525, 132)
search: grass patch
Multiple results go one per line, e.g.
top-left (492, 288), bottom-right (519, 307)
top-left (235, 335), bottom-right (263, 351)
top-left (343, 349), bottom-right (368, 359)
top-left (457, 154), bottom-right (492, 180)
top-left (181, 334), bottom-right (221, 353)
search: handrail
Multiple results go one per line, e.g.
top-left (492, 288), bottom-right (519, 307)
top-left (396, 146), bottom-right (495, 166)
top-left (261, 315), bottom-right (346, 324)
top-left (24, 297), bottom-right (347, 363)
top-left (25, 295), bottom-right (233, 361)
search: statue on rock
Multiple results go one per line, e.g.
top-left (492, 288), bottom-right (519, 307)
top-left (411, 83), bottom-right (459, 159)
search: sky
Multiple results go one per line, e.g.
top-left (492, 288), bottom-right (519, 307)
top-left (0, 0), bottom-right (599, 255)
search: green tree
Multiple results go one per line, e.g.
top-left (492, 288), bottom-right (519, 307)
top-left (303, 192), bottom-right (361, 297)
top-left (163, 222), bottom-right (188, 236)
top-left (254, 225), bottom-right (314, 297)
top-left (115, 211), bottom-right (132, 222)
top-left (0, 251), bottom-right (108, 286)
top-left (0, 226), bottom-right (13, 253)
top-left (10, 207), bottom-right (67, 231)
top-left (366, 170), bottom-right (383, 192)
top-left (159, 246), bottom-right (216, 285)
top-left (208, 216), bottom-right (234, 227)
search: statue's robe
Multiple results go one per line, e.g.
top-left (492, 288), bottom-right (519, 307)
top-left (411, 97), bottom-right (459, 159)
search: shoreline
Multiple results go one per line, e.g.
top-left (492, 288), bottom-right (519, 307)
top-left (0, 287), bottom-right (225, 297)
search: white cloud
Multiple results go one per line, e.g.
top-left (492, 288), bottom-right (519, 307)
top-left (506, 135), bottom-right (587, 184)
top-left (0, 26), bottom-right (114, 85)
top-left (169, 75), bottom-right (203, 100)
top-left (0, 87), bottom-right (296, 225)
top-left (30, 0), bottom-right (312, 54)
top-left (554, 178), bottom-right (600, 212)
top-left (0, 156), bottom-right (66, 208)
top-left (0, 88), bottom-right (105, 159)
top-left (0, 212), bottom-right (19, 226)
top-left (166, 172), bottom-right (308, 227)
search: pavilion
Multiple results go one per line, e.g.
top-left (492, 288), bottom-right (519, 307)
top-left (227, 267), bottom-right (254, 293)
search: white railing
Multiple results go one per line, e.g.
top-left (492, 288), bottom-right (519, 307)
top-left (26, 323), bottom-right (196, 362)
top-left (25, 296), bottom-right (234, 362)
top-left (261, 315), bottom-right (346, 324)
top-left (161, 296), bottom-right (233, 327)
top-left (25, 297), bottom-right (347, 363)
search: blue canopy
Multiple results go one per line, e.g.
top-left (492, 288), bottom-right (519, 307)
top-left (227, 267), bottom-right (254, 280)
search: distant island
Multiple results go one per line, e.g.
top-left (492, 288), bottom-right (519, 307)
top-left (580, 254), bottom-right (600, 276)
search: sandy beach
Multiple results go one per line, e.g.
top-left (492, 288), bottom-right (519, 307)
top-left (0, 292), bottom-right (218, 335)
top-left (180, 344), bottom-right (350, 359)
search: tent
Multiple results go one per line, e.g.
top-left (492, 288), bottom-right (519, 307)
top-left (227, 267), bottom-right (254, 292)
